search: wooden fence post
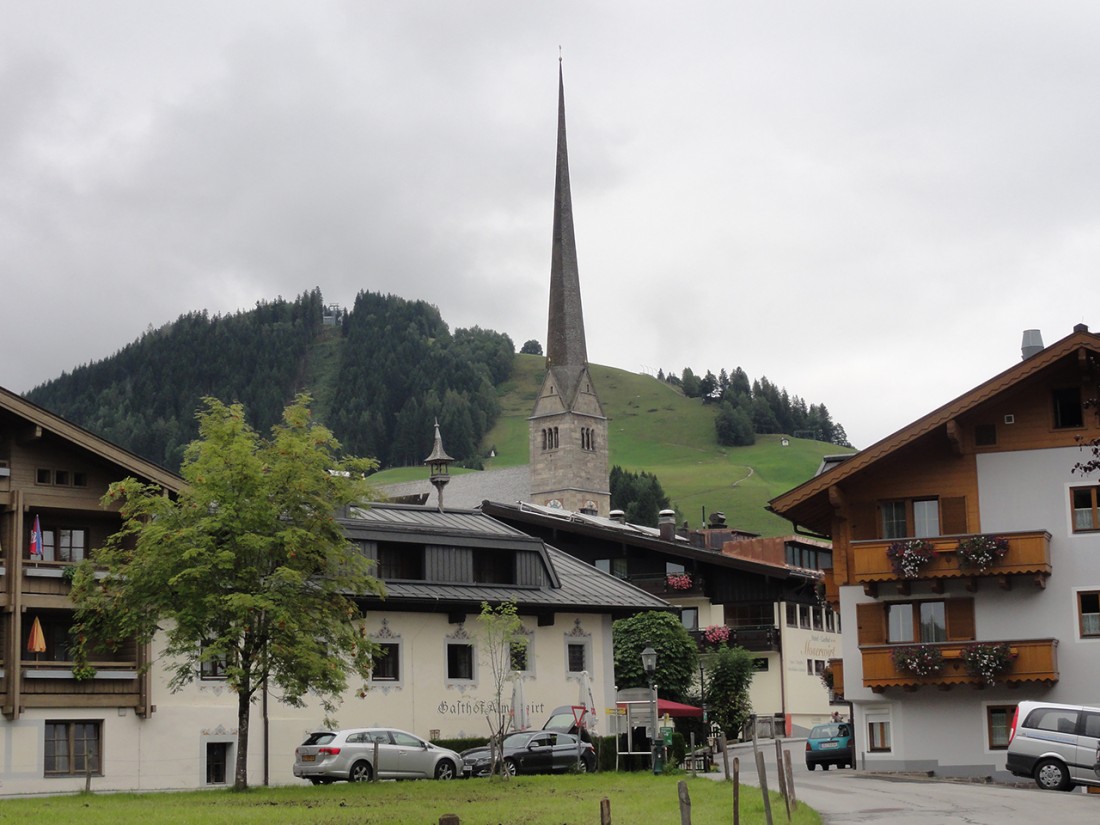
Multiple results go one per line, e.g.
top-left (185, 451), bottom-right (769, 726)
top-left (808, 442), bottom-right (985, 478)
top-left (373, 739), bottom-right (380, 783)
top-left (774, 740), bottom-right (790, 821)
top-left (754, 749), bottom-right (774, 825)
top-left (732, 756), bottom-right (740, 825)
top-left (783, 749), bottom-right (798, 810)
top-left (720, 734), bottom-right (730, 780)
top-left (600, 797), bottom-right (611, 825)
top-left (678, 779), bottom-right (691, 825)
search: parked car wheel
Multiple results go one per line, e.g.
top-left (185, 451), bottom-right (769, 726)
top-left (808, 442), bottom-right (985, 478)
top-left (349, 760), bottom-right (373, 783)
top-left (806, 762), bottom-right (816, 770)
top-left (1034, 758), bottom-right (1071, 791)
top-left (504, 758), bottom-right (518, 777)
top-left (576, 758), bottom-right (588, 773)
top-left (435, 759), bottom-right (457, 780)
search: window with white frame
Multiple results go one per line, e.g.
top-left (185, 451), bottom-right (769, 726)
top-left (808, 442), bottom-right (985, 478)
top-left (446, 642), bottom-right (474, 681)
top-left (986, 705), bottom-right (1015, 750)
top-left (1078, 590), bottom-right (1100, 638)
top-left (1071, 486), bottom-right (1100, 533)
top-left (200, 641), bottom-right (228, 680)
top-left (372, 642), bottom-right (400, 681)
top-left (866, 712), bottom-right (891, 752)
top-left (564, 620), bottom-right (591, 676)
top-left (680, 607), bottom-right (699, 631)
top-left (205, 741), bottom-right (230, 785)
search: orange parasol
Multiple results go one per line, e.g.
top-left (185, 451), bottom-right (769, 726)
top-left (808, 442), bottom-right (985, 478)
top-left (27, 616), bottom-right (46, 655)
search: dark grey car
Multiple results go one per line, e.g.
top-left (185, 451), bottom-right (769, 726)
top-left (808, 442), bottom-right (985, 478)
top-left (461, 730), bottom-right (595, 777)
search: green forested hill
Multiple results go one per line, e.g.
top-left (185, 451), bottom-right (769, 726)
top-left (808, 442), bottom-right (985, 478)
top-left (26, 292), bottom-right (851, 536)
top-left (26, 290), bottom-right (512, 472)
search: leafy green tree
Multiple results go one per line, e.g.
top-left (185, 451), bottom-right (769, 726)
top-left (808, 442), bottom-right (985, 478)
top-left (609, 466), bottom-right (672, 526)
top-left (475, 600), bottom-right (527, 778)
top-left (751, 395), bottom-right (782, 434)
top-left (680, 367), bottom-right (702, 398)
top-left (520, 339), bottom-right (543, 355)
top-left (70, 395), bottom-right (384, 790)
top-left (715, 402), bottom-right (755, 447)
top-left (704, 645), bottom-right (755, 739)
top-left (612, 611), bottom-right (697, 703)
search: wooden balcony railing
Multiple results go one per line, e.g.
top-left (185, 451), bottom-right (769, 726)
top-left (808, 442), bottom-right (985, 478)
top-left (850, 531), bottom-right (1051, 594)
top-left (690, 625), bottom-right (779, 652)
top-left (16, 660), bottom-right (143, 709)
top-left (860, 638), bottom-right (1058, 692)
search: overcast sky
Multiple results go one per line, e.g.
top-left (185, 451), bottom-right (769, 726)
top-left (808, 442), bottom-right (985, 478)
top-left (3, 2), bottom-right (1098, 450)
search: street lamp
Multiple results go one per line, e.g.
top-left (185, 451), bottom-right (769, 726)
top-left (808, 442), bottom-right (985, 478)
top-left (641, 645), bottom-right (659, 774)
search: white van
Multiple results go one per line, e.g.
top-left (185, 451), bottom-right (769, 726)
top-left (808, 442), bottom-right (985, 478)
top-left (1006, 700), bottom-right (1100, 791)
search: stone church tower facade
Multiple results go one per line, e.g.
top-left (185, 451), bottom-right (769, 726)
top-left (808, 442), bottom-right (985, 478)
top-left (529, 64), bottom-right (610, 516)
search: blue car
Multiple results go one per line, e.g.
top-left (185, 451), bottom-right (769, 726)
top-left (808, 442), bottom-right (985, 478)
top-left (805, 722), bottom-right (853, 770)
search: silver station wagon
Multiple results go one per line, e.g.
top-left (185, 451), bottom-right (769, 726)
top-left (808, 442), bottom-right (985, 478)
top-left (293, 728), bottom-right (462, 783)
top-left (1006, 700), bottom-right (1100, 791)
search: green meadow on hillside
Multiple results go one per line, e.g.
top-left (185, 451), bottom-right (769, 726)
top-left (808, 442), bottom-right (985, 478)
top-left (371, 354), bottom-right (850, 536)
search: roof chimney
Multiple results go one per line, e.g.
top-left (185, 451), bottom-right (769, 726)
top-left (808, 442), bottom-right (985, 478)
top-left (658, 509), bottom-right (676, 541)
top-left (1021, 329), bottom-right (1044, 360)
top-left (609, 509), bottom-right (626, 524)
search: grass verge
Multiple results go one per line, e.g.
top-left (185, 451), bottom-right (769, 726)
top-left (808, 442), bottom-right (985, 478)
top-left (0, 773), bottom-right (821, 825)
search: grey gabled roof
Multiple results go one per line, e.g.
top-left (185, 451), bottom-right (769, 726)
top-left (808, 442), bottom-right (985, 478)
top-left (342, 502), bottom-right (670, 616)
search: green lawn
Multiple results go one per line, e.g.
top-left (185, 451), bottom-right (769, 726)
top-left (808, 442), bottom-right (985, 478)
top-left (0, 774), bottom-right (821, 825)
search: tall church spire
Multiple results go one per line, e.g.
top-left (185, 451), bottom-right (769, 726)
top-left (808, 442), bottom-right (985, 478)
top-left (546, 60), bottom-right (588, 370)
top-left (528, 61), bottom-right (609, 517)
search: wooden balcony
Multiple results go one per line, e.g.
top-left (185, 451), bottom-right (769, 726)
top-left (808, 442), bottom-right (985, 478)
top-left (630, 573), bottom-right (705, 598)
top-left (860, 638), bottom-right (1059, 692)
top-left (6, 660), bottom-right (146, 714)
top-left (851, 531), bottom-right (1051, 595)
top-left (691, 625), bottom-right (780, 652)
top-left (826, 657), bottom-right (844, 700)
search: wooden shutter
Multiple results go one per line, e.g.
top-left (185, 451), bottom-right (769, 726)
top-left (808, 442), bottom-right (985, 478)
top-left (857, 602), bottom-right (886, 645)
top-left (940, 497), bottom-right (968, 536)
top-left (850, 502), bottom-right (879, 541)
top-left (945, 598), bottom-right (976, 641)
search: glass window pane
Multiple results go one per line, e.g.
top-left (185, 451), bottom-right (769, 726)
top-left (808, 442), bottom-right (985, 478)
top-left (887, 603), bottom-right (914, 642)
top-left (1080, 592), bottom-right (1100, 636)
top-left (882, 502), bottom-right (906, 539)
top-left (1072, 488), bottom-right (1098, 531)
top-left (913, 500), bottom-right (940, 538)
top-left (567, 643), bottom-right (586, 672)
top-left (919, 602), bottom-right (947, 642)
top-left (989, 707), bottom-right (1011, 748)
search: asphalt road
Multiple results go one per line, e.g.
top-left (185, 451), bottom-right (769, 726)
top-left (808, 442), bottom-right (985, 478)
top-left (699, 741), bottom-right (1098, 824)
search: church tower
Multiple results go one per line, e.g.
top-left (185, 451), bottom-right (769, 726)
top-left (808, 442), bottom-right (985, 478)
top-left (528, 63), bottom-right (610, 516)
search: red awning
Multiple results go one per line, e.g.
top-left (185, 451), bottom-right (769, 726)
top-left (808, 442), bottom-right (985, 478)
top-left (618, 698), bottom-right (703, 718)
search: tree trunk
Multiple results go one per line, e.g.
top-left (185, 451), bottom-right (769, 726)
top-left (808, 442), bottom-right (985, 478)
top-left (235, 676), bottom-right (252, 790)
